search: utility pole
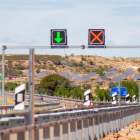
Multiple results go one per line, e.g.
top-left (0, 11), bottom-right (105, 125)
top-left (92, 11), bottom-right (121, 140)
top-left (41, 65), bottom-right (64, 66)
top-left (139, 85), bottom-right (140, 105)
top-left (118, 76), bottom-right (121, 107)
top-left (2, 45), bottom-right (6, 105)
top-left (25, 79), bottom-right (26, 95)
top-left (29, 49), bottom-right (35, 140)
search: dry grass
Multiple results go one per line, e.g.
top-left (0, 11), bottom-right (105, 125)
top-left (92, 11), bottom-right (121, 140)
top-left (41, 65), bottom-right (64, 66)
top-left (0, 96), bottom-right (29, 105)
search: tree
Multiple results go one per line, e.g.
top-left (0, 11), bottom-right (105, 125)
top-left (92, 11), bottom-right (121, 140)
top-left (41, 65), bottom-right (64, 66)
top-left (121, 81), bottom-right (138, 101)
top-left (40, 74), bottom-right (70, 93)
top-left (5, 82), bottom-right (19, 91)
top-left (97, 69), bottom-right (104, 76)
top-left (70, 88), bottom-right (85, 100)
top-left (71, 53), bottom-right (74, 57)
top-left (94, 85), bottom-right (99, 93)
top-left (97, 89), bottom-right (111, 101)
top-left (55, 87), bottom-right (70, 98)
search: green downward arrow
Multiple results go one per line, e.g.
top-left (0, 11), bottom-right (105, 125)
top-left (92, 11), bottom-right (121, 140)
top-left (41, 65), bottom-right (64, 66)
top-left (54, 32), bottom-right (63, 43)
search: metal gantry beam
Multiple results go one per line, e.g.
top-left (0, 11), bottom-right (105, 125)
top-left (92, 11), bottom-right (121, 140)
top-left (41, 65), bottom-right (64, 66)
top-left (4, 45), bottom-right (140, 49)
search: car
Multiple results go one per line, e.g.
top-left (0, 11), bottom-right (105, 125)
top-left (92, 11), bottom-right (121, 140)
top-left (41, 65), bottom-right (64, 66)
top-left (36, 94), bottom-right (43, 100)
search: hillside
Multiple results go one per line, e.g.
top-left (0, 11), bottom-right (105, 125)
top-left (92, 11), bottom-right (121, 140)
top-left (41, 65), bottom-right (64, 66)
top-left (1, 54), bottom-right (140, 88)
top-left (1, 54), bottom-right (140, 75)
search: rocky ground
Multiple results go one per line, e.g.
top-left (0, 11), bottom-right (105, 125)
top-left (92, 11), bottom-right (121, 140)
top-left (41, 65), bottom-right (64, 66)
top-left (100, 119), bottom-right (140, 140)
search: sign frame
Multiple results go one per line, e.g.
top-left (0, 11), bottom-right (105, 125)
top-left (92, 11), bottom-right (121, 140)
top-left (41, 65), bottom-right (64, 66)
top-left (88, 29), bottom-right (105, 47)
top-left (50, 29), bottom-right (67, 46)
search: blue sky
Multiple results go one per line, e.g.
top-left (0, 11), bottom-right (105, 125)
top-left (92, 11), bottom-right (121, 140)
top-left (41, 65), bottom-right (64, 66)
top-left (0, 0), bottom-right (140, 58)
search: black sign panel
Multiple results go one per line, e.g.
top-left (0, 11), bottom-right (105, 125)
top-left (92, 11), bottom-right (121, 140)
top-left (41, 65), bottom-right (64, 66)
top-left (51, 29), bottom-right (67, 45)
top-left (88, 29), bottom-right (105, 45)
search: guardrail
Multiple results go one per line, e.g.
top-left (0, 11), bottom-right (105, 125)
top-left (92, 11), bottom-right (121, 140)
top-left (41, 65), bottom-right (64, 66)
top-left (5, 90), bottom-right (138, 105)
top-left (0, 103), bottom-right (60, 114)
top-left (0, 104), bottom-right (140, 140)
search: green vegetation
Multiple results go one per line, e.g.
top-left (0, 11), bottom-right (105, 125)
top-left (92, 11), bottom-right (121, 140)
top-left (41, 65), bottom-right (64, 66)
top-left (71, 53), bottom-right (74, 57)
top-left (78, 61), bottom-right (83, 67)
top-left (92, 66), bottom-right (108, 76)
top-left (36, 69), bottom-right (40, 73)
top-left (5, 82), bottom-right (29, 92)
top-left (39, 74), bottom-right (92, 100)
top-left (0, 54), bottom-right (62, 65)
top-left (92, 68), bottom-right (104, 76)
top-left (96, 81), bottom-right (139, 101)
top-left (89, 61), bottom-right (94, 65)
top-left (49, 66), bottom-right (56, 71)
top-left (81, 56), bottom-right (86, 61)
top-left (40, 74), bottom-right (69, 94)
top-left (82, 84), bottom-right (91, 90)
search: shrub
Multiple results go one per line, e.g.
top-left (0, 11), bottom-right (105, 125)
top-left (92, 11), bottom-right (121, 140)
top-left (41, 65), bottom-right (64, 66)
top-left (65, 55), bottom-right (68, 59)
top-left (89, 61), bottom-right (93, 65)
top-left (72, 61), bottom-right (78, 67)
top-left (78, 61), bottom-right (83, 67)
top-left (49, 66), bottom-right (56, 71)
top-left (81, 57), bottom-right (86, 61)
top-left (43, 61), bottom-right (46, 64)
top-left (42, 65), bottom-right (46, 69)
top-left (36, 60), bottom-right (41, 64)
top-left (17, 65), bottom-right (25, 70)
top-left (36, 69), bottom-right (40, 73)
top-left (82, 84), bottom-right (91, 89)
top-left (108, 82), bottom-right (116, 88)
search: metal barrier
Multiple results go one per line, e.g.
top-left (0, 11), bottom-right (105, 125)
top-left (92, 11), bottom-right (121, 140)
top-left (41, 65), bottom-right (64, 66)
top-left (0, 104), bottom-right (140, 140)
top-left (0, 103), bottom-right (60, 114)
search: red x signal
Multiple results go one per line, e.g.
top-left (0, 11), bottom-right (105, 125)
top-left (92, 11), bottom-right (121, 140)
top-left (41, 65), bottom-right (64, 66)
top-left (88, 29), bottom-right (105, 45)
top-left (9, 76), bottom-right (13, 80)
top-left (90, 31), bottom-right (103, 44)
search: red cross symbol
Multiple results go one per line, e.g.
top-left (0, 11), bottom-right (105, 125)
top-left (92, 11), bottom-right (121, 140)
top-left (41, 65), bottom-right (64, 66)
top-left (90, 31), bottom-right (103, 44)
top-left (9, 76), bottom-right (13, 80)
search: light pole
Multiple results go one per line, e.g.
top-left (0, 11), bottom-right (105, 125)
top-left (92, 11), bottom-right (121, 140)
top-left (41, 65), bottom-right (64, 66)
top-left (2, 45), bottom-right (6, 105)
top-left (118, 76), bottom-right (121, 107)
top-left (29, 49), bottom-right (35, 140)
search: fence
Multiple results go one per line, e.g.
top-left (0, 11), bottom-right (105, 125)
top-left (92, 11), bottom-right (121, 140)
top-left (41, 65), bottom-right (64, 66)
top-left (0, 104), bottom-right (140, 140)
top-left (0, 103), bottom-right (60, 114)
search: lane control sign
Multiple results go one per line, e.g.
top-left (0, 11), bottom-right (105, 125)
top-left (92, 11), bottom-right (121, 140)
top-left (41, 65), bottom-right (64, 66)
top-left (88, 29), bottom-right (105, 46)
top-left (51, 29), bottom-right (67, 46)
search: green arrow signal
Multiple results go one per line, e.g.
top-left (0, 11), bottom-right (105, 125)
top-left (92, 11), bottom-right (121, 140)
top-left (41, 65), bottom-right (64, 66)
top-left (54, 32), bottom-right (63, 43)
